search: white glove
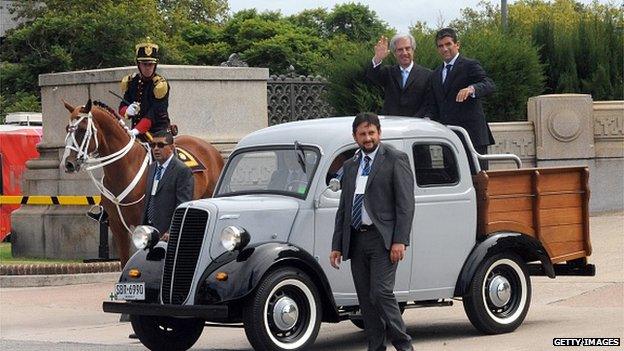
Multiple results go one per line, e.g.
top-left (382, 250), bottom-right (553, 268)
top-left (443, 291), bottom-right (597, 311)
top-left (125, 102), bottom-right (140, 117)
top-left (130, 128), bottom-right (140, 136)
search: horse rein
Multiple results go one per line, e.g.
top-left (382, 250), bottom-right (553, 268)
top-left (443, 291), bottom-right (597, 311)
top-left (64, 111), bottom-right (152, 235)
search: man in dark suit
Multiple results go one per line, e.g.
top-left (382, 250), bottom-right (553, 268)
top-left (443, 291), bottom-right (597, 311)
top-left (426, 27), bottom-right (496, 170)
top-left (366, 34), bottom-right (431, 117)
top-left (142, 130), bottom-right (194, 240)
top-left (330, 113), bottom-right (415, 351)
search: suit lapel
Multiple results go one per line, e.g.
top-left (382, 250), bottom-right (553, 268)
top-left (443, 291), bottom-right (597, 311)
top-left (393, 65), bottom-right (404, 90)
top-left (155, 159), bottom-right (174, 194)
top-left (365, 144), bottom-right (386, 191)
top-left (443, 55), bottom-right (463, 96)
top-left (404, 66), bottom-right (417, 89)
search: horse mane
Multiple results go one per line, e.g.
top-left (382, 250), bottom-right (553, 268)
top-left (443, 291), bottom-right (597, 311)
top-left (93, 101), bottom-right (121, 119)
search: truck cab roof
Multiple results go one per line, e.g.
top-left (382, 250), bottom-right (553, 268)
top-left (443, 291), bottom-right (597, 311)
top-left (237, 116), bottom-right (458, 153)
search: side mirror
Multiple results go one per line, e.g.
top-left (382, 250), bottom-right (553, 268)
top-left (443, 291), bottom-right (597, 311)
top-left (329, 178), bottom-right (341, 192)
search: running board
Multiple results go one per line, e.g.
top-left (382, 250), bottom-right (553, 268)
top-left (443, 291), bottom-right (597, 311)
top-left (339, 299), bottom-right (453, 321)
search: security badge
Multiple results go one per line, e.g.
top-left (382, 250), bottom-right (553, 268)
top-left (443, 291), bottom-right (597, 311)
top-left (151, 178), bottom-right (159, 195)
top-left (355, 175), bottom-right (368, 194)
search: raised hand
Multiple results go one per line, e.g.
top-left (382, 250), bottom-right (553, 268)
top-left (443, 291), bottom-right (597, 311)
top-left (373, 35), bottom-right (389, 65)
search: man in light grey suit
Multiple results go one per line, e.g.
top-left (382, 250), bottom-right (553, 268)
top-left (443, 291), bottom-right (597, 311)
top-left (142, 130), bottom-right (194, 240)
top-left (330, 112), bottom-right (415, 351)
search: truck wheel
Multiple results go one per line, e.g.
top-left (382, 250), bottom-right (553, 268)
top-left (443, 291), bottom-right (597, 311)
top-left (350, 302), bottom-right (406, 330)
top-left (130, 315), bottom-right (204, 351)
top-left (243, 267), bottom-right (321, 351)
top-left (463, 253), bottom-right (531, 334)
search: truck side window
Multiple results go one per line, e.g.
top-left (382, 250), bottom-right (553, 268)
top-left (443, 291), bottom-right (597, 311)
top-left (412, 143), bottom-right (459, 187)
top-left (326, 148), bottom-right (357, 185)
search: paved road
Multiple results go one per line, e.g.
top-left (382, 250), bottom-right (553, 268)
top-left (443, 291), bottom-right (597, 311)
top-left (1, 212), bottom-right (622, 351)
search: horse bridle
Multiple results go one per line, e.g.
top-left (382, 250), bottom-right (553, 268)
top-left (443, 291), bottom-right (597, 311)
top-left (64, 110), bottom-right (152, 234)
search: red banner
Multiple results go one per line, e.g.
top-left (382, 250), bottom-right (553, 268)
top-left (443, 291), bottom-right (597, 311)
top-left (0, 126), bottom-right (42, 240)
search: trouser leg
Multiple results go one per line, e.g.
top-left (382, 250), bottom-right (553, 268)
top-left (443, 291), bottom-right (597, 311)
top-left (368, 232), bottom-right (413, 351)
top-left (351, 231), bottom-right (387, 351)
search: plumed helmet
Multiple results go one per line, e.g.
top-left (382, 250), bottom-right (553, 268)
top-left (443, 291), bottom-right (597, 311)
top-left (135, 39), bottom-right (159, 63)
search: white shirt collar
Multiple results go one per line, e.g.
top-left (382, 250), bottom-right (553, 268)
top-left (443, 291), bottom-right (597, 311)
top-left (400, 61), bottom-right (414, 73)
top-left (445, 53), bottom-right (460, 67)
top-left (157, 153), bottom-right (175, 171)
top-left (362, 145), bottom-right (379, 163)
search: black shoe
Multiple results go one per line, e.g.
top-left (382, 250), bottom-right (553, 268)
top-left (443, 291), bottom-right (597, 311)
top-left (129, 333), bottom-right (138, 339)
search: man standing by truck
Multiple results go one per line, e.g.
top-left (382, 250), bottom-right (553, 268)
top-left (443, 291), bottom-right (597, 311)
top-left (330, 112), bottom-right (415, 351)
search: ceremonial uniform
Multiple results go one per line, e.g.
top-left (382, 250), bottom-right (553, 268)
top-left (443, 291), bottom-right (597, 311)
top-left (118, 41), bottom-right (171, 136)
top-left (119, 73), bottom-right (170, 134)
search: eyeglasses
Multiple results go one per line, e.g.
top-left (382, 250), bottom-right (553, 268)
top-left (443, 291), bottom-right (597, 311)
top-left (149, 142), bottom-right (170, 148)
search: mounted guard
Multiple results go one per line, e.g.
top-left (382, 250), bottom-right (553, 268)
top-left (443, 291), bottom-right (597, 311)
top-left (118, 39), bottom-right (171, 139)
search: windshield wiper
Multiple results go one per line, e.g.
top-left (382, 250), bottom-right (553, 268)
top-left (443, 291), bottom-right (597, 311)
top-left (294, 141), bottom-right (306, 173)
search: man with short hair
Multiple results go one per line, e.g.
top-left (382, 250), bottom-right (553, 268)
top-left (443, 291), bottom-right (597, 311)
top-left (142, 130), bottom-right (193, 241)
top-left (330, 112), bottom-right (415, 351)
top-left (118, 40), bottom-right (171, 138)
top-left (366, 34), bottom-right (431, 117)
top-left (426, 27), bottom-right (496, 170)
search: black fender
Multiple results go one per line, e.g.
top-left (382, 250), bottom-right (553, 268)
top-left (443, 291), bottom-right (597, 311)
top-left (118, 241), bottom-right (167, 303)
top-left (454, 232), bottom-right (554, 296)
top-left (195, 242), bottom-right (340, 322)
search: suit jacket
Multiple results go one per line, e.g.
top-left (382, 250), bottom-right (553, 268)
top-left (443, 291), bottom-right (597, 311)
top-left (332, 143), bottom-right (415, 260)
top-left (366, 62), bottom-right (432, 117)
top-left (142, 156), bottom-right (194, 234)
top-left (426, 55), bottom-right (496, 147)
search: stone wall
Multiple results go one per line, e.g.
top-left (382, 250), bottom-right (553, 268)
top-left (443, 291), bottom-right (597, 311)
top-left (11, 65), bottom-right (269, 259)
top-left (490, 94), bottom-right (623, 213)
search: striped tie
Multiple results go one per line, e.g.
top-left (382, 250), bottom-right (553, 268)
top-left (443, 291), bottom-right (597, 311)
top-left (147, 165), bottom-right (163, 225)
top-left (351, 156), bottom-right (371, 230)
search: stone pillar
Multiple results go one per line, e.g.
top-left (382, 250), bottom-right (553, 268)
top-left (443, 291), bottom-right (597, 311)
top-left (12, 65), bottom-right (269, 259)
top-left (527, 94), bottom-right (622, 212)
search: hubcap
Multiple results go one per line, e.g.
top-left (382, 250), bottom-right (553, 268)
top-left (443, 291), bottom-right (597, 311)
top-left (488, 275), bottom-right (511, 307)
top-left (272, 296), bottom-right (299, 331)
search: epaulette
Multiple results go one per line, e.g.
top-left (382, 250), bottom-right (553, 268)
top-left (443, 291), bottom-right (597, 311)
top-left (152, 75), bottom-right (169, 99)
top-left (120, 73), bottom-right (136, 93)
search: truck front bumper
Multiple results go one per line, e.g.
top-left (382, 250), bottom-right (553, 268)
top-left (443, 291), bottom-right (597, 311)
top-left (103, 301), bottom-right (228, 320)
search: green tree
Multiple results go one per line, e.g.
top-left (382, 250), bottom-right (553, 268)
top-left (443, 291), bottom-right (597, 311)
top-left (157, 0), bottom-right (229, 24)
top-left (325, 3), bottom-right (388, 42)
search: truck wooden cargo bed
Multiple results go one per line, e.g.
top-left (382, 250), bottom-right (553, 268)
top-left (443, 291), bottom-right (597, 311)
top-left (473, 167), bottom-right (591, 264)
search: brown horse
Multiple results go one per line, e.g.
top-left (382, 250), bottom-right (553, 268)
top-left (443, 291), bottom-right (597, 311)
top-left (61, 100), bottom-right (224, 266)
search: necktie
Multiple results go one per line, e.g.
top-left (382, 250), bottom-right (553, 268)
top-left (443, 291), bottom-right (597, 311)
top-left (443, 64), bottom-right (453, 84)
top-left (147, 165), bottom-right (163, 225)
top-left (401, 69), bottom-right (409, 88)
top-left (351, 156), bottom-right (371, 230)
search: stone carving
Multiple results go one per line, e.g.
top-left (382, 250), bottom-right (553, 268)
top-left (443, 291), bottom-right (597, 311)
top-left (220, 53), bottom-right (249, 67)
top-left (594, 115), bottom-right (624, 138)
top-left (490, 137), bottom-right (535, 158)
top-left (547, 109), bottom-right (582, 142)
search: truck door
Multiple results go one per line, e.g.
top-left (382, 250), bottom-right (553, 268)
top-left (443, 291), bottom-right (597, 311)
top-left (407, 139), bottom-right (476, 300)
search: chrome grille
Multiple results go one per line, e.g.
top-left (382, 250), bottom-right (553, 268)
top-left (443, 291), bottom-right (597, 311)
top-left (161, 207), bottom-right (209, 304)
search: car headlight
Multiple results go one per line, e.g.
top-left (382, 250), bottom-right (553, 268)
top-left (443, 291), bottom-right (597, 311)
top-left (220, 226), bottom-right (250, 251)
top-left (132, 225), bottom-right (160, 250)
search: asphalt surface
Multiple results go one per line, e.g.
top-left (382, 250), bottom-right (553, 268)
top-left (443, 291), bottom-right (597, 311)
top-left (0, 212), bottom-right (622, 351)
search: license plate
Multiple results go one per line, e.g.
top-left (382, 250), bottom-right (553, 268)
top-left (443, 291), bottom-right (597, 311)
top-left (115, 282), bottom-right (145, 301)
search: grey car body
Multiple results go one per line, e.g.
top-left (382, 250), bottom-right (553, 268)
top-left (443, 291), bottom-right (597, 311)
top-left (104, 116), bottom-right (583, 351)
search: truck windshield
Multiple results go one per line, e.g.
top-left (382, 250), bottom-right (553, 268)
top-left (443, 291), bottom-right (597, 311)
top-left (215, 147), bottom-right (320, 198)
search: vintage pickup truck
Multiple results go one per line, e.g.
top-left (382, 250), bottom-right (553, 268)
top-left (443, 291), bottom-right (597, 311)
top-left (103, 116), bottom-right (595, 351)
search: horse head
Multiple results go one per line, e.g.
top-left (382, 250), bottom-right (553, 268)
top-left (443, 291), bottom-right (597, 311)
top-left (62, 99), bottom-right (98, 173)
